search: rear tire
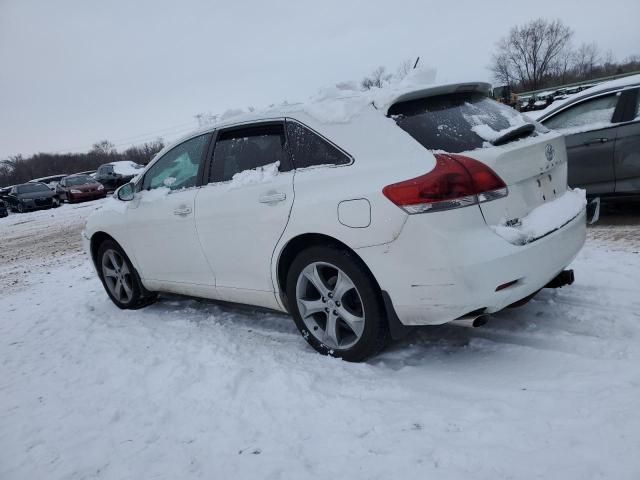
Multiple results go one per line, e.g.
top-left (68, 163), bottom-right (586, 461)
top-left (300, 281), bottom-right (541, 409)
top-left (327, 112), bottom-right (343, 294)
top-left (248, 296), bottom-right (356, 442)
top-left (286, 245), bottom-right (390, 362)
top-left (97, 239), bottom-right (157, 310)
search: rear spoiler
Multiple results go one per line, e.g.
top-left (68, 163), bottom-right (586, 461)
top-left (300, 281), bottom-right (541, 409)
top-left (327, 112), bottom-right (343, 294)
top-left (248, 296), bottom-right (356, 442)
top-left (380, 82), bottom-right (492, 114)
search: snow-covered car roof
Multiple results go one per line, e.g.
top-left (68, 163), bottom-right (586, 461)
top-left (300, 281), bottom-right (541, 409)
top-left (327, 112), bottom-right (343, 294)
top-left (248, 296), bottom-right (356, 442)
top-left (106, 161), bottom-right (145, 176)
top-left (537, 74), bottom-right (640, 122)
top-left (147, 67), bottom-right (492, 165)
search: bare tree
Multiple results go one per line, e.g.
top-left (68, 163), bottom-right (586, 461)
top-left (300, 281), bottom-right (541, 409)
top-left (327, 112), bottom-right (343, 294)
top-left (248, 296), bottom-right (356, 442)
top-left (361, 66), bottom-right (392, 90)
top-left (490, 18), bottom-right (573, 90)
top-left (573, 42), bottom-right (601, 77)
top-left (90, 140), bottom-right (116, 156)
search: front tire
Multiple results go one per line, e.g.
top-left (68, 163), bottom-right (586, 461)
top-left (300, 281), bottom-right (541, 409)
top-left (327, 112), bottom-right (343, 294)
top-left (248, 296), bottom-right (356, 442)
top-left (286, 246), bottom-right (390, 362)
top-left (17, 203), bottom-right (24, 213)
top-left (97, 239), bottom-right (157, 309)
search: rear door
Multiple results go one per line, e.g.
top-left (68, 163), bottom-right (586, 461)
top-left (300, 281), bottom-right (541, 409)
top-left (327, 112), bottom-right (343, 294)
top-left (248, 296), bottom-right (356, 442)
top-left (613, 88), bottom-right (640, 193)
top-left (194, 121), bottom-right (294, 308)
top-left (542, 91), bottom-right (623, 194)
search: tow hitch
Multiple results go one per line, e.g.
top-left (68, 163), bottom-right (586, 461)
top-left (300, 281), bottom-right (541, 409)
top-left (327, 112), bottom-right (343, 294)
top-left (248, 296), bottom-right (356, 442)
top-left (545, 269), bottom-right (575, 289)
top-left (587, 197), bottom-right (600, 225)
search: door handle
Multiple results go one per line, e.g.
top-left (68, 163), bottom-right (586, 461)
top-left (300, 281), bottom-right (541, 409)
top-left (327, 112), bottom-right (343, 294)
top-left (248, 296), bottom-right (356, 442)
top-left (173, 206), bottom-right (192, 216)
top-left (583, 138), bottom-right (609, 145)
top-left (259, 192), bottom-right (286, 203)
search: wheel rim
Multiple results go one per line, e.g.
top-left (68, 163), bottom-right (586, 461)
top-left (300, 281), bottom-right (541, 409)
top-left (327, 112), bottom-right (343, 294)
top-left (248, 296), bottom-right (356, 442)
top-left (295, 261), bottom-right (365, 350)
top-left (101, 248), bottom-right (134, 303)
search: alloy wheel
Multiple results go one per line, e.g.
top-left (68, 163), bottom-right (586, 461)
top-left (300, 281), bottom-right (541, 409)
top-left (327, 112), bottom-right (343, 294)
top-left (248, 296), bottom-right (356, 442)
top-left (295, 261), bottom-right (365, 350)
top-left (101, 248), bottom-right (134, 304)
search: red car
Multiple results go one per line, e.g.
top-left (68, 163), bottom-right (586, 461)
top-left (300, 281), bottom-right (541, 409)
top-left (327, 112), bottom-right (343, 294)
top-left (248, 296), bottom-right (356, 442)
top-left (56, 174), bottom-right (107, 203)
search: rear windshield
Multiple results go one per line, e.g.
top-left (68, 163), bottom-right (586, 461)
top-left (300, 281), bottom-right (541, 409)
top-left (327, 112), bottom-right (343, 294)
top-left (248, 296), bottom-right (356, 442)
top-left (389, 92), bottom-right (547, 153)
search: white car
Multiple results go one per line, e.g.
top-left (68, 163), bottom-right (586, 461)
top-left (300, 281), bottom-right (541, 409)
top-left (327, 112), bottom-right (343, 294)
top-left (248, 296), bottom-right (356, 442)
top-left (84, 82), bottom-right (587, 361)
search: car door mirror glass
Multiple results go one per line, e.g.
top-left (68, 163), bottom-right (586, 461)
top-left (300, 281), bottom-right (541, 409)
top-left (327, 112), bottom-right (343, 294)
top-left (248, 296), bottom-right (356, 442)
top-left (117, 183), bottom-right (135, 201)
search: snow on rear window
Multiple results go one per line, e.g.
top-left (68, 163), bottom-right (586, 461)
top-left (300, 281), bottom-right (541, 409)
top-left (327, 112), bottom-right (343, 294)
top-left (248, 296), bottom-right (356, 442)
top-left (390, 92), bottom-right (545, 153)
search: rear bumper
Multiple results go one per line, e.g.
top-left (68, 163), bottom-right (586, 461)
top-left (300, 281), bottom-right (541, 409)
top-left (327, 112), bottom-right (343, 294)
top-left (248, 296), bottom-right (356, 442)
top-left (357, 205), bottom-right (586, 326)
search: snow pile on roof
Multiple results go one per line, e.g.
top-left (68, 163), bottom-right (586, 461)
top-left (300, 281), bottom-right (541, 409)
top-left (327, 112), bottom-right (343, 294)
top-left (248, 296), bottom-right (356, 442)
top-left (491, 188), bottom-right (586, 245)
top-left (202, 65), bottom-right (443, 128)
top-left (111, 161), bottom-right (144, 176)
top-left (228, 161), bottom-right (279, 190)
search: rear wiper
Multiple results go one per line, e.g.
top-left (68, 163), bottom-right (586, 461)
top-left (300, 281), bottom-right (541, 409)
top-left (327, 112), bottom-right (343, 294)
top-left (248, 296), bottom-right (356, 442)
top-left (492, 123), bottom-right (535, 146)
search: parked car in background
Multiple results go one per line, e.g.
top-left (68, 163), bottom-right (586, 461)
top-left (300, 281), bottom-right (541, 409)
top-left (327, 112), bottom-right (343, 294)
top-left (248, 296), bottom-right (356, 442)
top-left (28, 174), bottom-right (68, 190)
top-left (0, 185), bottom-right (14, 198)
top-left (537, 74), bottom-right (640, 197)
top-left (84, 81), bottom-right (586, 361)
top-left (94, 161), bottom-right (144, 191)
top-left (4, 182), bottom-right (61, 212)
top-left (56, 174), bottom-right (107, 203)
top-left (0, 198), bottom-right (8, 218)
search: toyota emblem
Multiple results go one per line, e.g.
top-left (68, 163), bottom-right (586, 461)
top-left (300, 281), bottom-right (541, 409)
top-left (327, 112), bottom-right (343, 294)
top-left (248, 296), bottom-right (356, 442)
top-left (545, 144), bottom-right (555, 162)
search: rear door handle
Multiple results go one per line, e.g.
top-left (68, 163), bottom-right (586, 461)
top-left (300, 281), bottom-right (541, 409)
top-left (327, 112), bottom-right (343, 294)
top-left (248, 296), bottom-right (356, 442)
top-left (259, 192), bottom-right (286, 203)
top-left (173, 206), bottom-right (192, 216)
top-left (583, 138), bottom-right (609, 145)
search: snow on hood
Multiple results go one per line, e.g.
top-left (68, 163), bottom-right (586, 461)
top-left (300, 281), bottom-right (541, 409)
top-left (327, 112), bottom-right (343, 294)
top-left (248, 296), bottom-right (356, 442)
top-left (491, 188), bottom-right (586, 245)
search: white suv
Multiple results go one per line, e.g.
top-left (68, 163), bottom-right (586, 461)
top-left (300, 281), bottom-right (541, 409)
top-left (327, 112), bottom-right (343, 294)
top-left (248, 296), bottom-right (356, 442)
top-left (84, 82), bottom-right (586, 361)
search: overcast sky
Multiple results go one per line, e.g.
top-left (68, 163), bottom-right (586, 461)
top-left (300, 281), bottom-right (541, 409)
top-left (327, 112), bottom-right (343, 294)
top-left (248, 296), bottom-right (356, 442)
top-left (1, 0), bottom-right (638, 158)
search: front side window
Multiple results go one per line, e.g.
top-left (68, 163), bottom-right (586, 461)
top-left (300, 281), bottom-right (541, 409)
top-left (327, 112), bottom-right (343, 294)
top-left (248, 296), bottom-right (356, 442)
top-left (210, 124), bottom-right (286, 182)
top-left (142, 134), bottom-right (210, 190)
top-left (544, 93), bottom-right (619, 131)
top-left (286, 121), bottom-right (351, 168)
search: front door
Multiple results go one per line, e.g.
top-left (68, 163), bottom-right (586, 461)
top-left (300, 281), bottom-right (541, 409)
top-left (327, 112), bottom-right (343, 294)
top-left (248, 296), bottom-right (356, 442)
top-left (125, 133), bottom-right (215, 287)
top-left (194, 122), bottom-right (294, 308)
top-left (543, 91), bottom-right (621, 195)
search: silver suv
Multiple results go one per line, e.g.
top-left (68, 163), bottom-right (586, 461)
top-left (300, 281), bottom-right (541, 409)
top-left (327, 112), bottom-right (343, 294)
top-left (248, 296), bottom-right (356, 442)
top-left (537, 75), bottom-right (640, 197)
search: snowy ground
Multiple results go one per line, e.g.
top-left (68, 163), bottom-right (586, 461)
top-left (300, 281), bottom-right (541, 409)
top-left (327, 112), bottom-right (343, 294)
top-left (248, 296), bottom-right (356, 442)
top-left (1, 199), bottom-right (640, 479)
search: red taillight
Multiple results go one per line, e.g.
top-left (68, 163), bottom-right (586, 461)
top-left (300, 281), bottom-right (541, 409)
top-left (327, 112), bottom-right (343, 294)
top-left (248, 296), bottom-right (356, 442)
top-left (382, 153), bottom-right (508, 214)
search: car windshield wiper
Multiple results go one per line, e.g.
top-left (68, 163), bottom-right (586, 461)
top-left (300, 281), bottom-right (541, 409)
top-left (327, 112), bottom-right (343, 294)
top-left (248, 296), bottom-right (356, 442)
top-left (492, 123), bottom-right (536, 146)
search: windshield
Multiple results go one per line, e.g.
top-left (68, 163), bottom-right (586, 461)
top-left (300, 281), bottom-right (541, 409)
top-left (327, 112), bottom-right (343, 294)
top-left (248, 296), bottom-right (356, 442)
top-left (18, 183), bottom-right (51, 193)
top-left (390, 92), bottom-right (547, 153)
top-left (66, 175), bottom-right (96, 186)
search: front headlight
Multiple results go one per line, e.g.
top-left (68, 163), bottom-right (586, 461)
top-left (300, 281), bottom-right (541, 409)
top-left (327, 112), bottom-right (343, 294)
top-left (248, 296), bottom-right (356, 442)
top-left (70, 189), bottom-right (82, 194)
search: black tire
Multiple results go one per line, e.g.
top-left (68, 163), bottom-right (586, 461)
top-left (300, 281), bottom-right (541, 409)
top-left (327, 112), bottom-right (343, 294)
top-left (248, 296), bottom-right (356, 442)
top-left (96, 239), bottom-right (157, 310)
top-left (17, 203), bottom-right (24, 213)
top-left (286, 245), bottom-right (390, 362)
top-left (52, 198), bottom-right (60, 208)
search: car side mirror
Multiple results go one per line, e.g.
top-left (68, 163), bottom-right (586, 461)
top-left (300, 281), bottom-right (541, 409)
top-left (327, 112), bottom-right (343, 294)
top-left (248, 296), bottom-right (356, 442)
top-left (116, 183), bottom-right (135, 201)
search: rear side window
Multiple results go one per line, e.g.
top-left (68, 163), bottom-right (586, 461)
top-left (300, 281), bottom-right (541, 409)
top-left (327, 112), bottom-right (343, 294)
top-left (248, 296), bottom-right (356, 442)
top-left (210, 124), bottom-right (287, 182)
top-left (286, 121), bottom-right (350, 168)
top-left (544, 93), bottom-right (619, 130)
top-left (389, 92), bottom-right (543, 153)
